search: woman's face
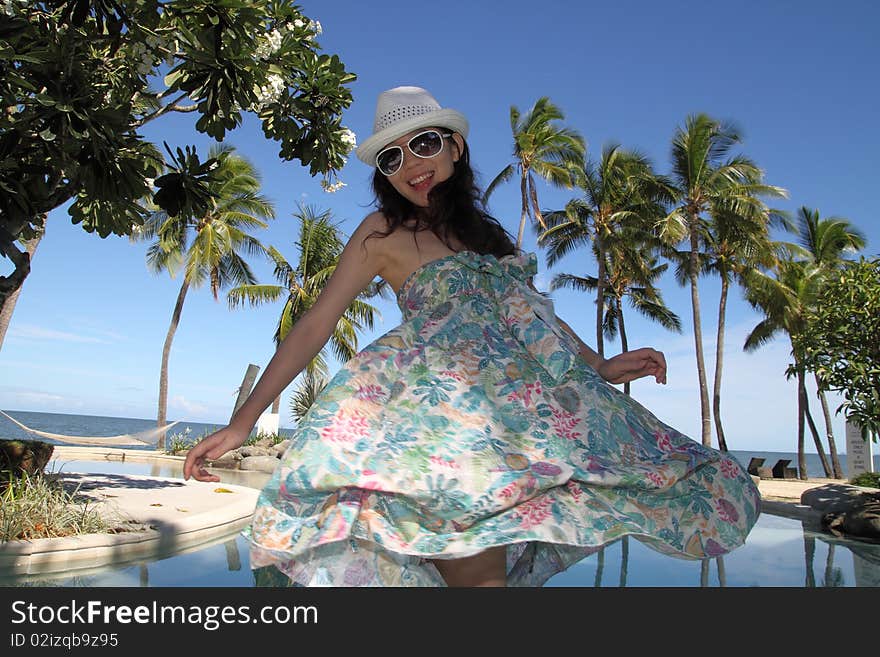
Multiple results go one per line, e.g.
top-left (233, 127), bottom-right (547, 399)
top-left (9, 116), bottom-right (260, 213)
top-left (380, 127), bottom-right (464, 207)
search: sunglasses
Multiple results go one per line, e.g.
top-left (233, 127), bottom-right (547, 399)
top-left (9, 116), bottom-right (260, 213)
top-left (375, 129), bottom-right (453, 176)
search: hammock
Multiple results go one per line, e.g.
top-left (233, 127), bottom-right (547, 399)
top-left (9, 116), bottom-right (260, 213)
top-left (0, 410), bottom-right (178, 447)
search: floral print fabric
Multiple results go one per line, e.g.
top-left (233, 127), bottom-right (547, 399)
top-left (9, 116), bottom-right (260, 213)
top-left (246, 250), bottom-right (761, 586)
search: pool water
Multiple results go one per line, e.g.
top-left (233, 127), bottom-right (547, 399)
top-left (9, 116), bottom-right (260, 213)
top-left (6, 458), bottom-right (879, 587)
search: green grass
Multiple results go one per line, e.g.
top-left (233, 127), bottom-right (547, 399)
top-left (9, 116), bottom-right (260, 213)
top-left (0, 471), bottom-right (109, 542)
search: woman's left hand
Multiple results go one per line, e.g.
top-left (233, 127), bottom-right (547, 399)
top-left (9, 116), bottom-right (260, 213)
top-left (597, 347), bottom-right (667, 385)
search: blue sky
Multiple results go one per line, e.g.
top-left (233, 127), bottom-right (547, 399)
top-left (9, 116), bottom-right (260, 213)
top-left (1, 0), bottom-right (877, 454)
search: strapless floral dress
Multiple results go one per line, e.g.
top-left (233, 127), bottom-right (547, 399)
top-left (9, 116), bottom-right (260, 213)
top-left (245, 251), bottom-right (760, 586)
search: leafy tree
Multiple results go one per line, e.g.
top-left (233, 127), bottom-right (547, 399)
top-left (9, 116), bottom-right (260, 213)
top-left (797, 257), bottom-right (880, 441)
top-left (136, 143), bottom-right (275, 449)
top-left (484, 97), bottom-right (585, 250)
top-left (0, 1), bottom-right (356, 346)
top-left (657, 114), bottom-right (786, 447)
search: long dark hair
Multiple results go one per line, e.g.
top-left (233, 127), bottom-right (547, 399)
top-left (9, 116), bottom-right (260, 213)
top-left (365, 135), bottom-right (516, 259)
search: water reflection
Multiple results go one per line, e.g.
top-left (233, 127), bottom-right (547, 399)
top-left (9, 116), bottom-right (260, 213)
top-left (4, 458), bottom-right (877, 587)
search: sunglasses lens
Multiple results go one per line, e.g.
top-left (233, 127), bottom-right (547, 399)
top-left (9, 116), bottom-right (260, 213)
top-left (409, 131), bottom-right (443, 157)
top-left (377, 147), bottom-right (403, 176)
top-left (376, 131), bottom-right (448, 176)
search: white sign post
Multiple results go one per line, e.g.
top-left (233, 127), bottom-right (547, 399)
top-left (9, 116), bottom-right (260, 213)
top-left (845, 419), bottom-right (875, 478)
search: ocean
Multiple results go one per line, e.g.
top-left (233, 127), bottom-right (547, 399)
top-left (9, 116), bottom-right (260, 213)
top-left (1, 408), bottom-right (877, 479)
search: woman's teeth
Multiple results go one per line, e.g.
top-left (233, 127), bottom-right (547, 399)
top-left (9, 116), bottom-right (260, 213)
top-left (408, 172), bottom-right (433, 187)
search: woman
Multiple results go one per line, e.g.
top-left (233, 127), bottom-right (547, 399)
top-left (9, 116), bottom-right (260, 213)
top-left (184, 86), bottom-right (760, 587)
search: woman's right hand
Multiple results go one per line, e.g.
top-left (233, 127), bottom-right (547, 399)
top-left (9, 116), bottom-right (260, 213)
top-left (183, 425), bottom-right (249, 482)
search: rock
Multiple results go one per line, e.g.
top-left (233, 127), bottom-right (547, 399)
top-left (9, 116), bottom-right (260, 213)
top-left (803, 483), bottom-right (880, 542)
top-left (273, 441), bottom-right (290, 457)
top-left (0, 439), bottom-right (55, 479)
top-left (207, 452), bottom-right (242, 470)
top-left (239, 455), bottom-right (280, 473)
top-left (240, 445), bottom-right (273, 457)
top-left (801, 483), bottom-right (876, 513)
top-left (822, 497), bottom-right (880, 542)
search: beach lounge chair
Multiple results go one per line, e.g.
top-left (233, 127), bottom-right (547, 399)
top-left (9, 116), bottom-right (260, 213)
top-left (771, 458), bottom-right (798, 479)
top-left (748, 457), bottom-right (775, 479)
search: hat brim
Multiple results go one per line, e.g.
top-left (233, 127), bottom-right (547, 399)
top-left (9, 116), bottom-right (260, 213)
top-left (356, 109), bottom-right (469, 166)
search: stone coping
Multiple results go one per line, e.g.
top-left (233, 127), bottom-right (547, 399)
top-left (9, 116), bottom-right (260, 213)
top-left (0, 467), bottom-right (259, 579)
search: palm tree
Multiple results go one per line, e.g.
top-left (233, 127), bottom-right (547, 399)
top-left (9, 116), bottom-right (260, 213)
top-left (227, 204), bottom-right (389, 420)
top-left (656, 114), bottom-right (787, 447)
top-left (551, 242), bottom-right (681, 395)
top-left (484, 97), bottom-right (585, 250)
top-left (289, 370), bottom-right (327, 423)
top-left (743, 258), bottom-right (828, 479)
top-left (137, 144), bottom-right (275, 449)
top-left (538, 145), bottom-right (671, 357)
top-left (668, 206), bottom-right (784, 451)
top-left (782, 207), bottom-right (865, 477)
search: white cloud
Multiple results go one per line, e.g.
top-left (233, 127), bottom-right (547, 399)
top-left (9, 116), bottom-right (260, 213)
top-left (0, 388), bottom-right (92, 417)
top-left (170, 395), bottom-right (210, 417)
top-left (9, 324), bottom-right (108, 344)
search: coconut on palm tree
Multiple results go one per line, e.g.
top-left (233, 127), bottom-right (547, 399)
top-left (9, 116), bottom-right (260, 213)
top-left (227, 204), bottom-right (390, 421)
top-left (656, 114), bottom-right (786, 447)
top-left (484, 97), bottom-right (585, 250)
top-left (137, 144), bottom-right (275, 449)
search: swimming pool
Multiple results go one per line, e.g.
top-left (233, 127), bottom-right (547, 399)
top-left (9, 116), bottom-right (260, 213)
top-left (5, 457), bottom-right (878, 587)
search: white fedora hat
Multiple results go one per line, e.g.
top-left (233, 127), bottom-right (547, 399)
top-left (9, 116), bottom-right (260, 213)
top-left (356, 86), bottom-right (469, 166)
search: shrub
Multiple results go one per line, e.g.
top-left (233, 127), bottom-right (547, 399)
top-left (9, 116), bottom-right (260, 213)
top-left (165, 427), bottom-right (194, 455)
top-left (849, 472), bottom-right (880, 489)
top-left (244, 431), bottom-right (287, 447)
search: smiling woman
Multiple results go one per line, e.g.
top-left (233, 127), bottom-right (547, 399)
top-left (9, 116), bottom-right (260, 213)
top-left (178, 85), bottom-right (761, 588)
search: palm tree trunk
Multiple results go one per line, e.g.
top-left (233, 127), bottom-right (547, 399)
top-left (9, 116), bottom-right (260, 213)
top-left (700, 560), bottom-right (709, 587)
top-left (619, 299), bottom-right (631, 396)
top-left (795, 366), bottom-right (808, 480)
top-left (804, 534), bottom-right (816, 587)
top-left (803, 393), bottom-right (832, 477)
top-left (816, 382), bottom-right (843, 478)
top-left (0, 228), bottom-right (43, 351)
top-left (595, 244), bottom-right (606, 358)
top-left (716, 557), bottom-right (726, 587)
top-left (158, 279), bottom-right (190, 450)
top-left (594, 547), bottom-right (604, 587)
top-left (688, 222), bottom-right (712, 446)
top-left (527, 173), bottom-right (545, 230)
top-left (712, 276), bottom-right (730, 452)
top-left (516, 169), bottom-right (529, 250)
top-left (618, 536), bottom-right (629, 587)
top-left (824, 545), bottom-right (836, 587)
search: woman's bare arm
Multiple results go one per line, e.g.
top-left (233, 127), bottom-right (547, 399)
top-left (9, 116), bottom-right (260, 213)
top-left (227, 213), bottom-right (387, 433)
top-left (183, 214), bottom-right (387, 481)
